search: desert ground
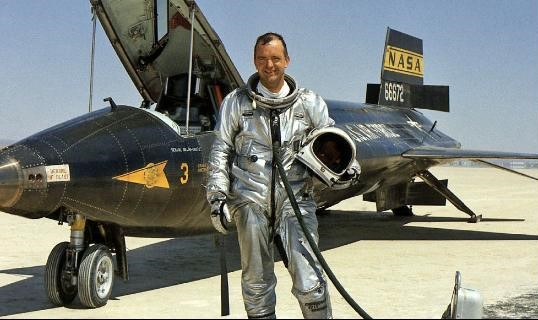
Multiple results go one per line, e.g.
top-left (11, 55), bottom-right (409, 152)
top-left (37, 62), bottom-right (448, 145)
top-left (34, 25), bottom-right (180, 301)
top-left (1, 166), bottom-right (537, 318)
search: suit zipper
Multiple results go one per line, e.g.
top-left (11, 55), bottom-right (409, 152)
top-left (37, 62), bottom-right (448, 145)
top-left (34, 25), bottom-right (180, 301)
top-left (269, 110), bottom-right (281, 239)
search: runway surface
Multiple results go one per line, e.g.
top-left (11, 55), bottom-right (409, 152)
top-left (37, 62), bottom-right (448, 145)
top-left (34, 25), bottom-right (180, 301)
top-left (1, 167), bottom-right (537, 318)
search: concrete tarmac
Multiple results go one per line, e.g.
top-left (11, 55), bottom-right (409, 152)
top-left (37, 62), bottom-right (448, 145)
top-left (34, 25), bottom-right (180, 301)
top-left (1, 167), bottom-right (537, 318)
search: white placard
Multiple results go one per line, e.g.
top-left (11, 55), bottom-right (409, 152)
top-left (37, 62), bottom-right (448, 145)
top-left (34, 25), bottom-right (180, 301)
top-left (45, 164), bottom-right (70, 182)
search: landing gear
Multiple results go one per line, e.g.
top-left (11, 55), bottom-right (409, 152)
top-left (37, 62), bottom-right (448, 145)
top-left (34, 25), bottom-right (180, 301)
top-left (78, 244), bottom-right (115, 308)
top-left (392, 205), bottom-right (414, 216)
top-left (44, 242), bottom-right (77, 306)
top-left (44, 211), bottom-right (122, 308)
top-left (416, 170), bottom-right (482, 223)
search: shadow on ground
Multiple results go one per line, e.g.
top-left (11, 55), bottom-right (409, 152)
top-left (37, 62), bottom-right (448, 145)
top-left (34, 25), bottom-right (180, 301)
top-left (1, 210), bottom-right (536, 316)
top-left (484, 290), bottom-right (538, 319)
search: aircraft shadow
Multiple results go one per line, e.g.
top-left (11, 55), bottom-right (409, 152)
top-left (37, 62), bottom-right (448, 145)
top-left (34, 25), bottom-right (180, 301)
top-left (0, 234), bottom-right (242, 317)
top-left (317, 210), bottom-right (536, 244)
top-left (1, 209), bottom-right (536, 316)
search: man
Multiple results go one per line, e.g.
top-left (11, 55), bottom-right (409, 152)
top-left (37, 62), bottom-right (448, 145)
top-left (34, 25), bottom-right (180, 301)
top-left (206, 32), bottom-right (333, 319)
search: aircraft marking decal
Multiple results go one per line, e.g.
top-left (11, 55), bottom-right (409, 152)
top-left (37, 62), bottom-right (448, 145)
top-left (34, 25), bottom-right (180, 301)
top-left (344, 123), bottom-right (401, 142)
top-left (406, 116), bottom-right (422, 129)
top-left (113, 161), bottom-right (170, 189)
top-left (384, 45), bottom-right (423, 78)
top-left (45, 164), bottom-right (70, 182)
top-left (171, 147), bottom-right (202, 152)
top-left (180, 163), bottom-right (189, 185)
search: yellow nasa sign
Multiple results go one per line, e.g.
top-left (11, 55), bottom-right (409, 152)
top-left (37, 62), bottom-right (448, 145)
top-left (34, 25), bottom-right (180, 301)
top-left (383, 45), bottom-right (424, 78)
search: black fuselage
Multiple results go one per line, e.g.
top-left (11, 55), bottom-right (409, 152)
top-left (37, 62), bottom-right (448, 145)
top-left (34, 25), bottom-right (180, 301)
top-left (0, 100), bottom-right (459, 237)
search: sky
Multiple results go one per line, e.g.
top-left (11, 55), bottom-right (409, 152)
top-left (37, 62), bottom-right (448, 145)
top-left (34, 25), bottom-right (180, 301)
top-left (0, 0), bottom-right (537, 153)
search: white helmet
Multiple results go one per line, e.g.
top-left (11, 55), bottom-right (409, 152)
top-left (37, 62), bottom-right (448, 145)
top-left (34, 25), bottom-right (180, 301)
top-left (296, 127), bottom-right (359, 188)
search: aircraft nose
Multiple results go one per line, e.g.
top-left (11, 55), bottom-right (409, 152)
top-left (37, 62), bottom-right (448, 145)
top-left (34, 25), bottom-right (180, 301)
top-left (0, 156), bottom-right (23, 208)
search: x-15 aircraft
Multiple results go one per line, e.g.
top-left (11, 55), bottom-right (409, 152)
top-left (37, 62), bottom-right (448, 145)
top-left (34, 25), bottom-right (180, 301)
top-left (0, 0), bottom-right (536, 309)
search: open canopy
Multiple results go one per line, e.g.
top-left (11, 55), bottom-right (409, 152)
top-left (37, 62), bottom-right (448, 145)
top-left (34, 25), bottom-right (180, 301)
top-left (91, 0), bottom-right (244, 104)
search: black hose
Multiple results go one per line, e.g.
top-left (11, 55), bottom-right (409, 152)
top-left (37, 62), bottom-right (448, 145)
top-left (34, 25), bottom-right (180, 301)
top-left (274, 150), bottom-right (372, 319)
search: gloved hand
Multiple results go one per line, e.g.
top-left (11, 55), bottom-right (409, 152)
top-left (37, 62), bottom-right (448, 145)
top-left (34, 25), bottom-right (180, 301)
top-left (210, 200), bottom-right (231, 234)
top-left (344, 165), bottom-right (361, 184)
top-left (331, 163), bottom-right (361, 190)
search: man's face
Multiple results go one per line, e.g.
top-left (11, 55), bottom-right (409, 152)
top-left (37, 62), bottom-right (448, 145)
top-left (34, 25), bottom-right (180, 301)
top-left (254, 39), bottom-right (290, 92)
top-left (317, 140), bottom-right (342, 171)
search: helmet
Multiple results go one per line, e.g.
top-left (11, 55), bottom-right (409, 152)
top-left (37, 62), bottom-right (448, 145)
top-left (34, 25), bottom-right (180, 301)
top-left (246, 73), bottom-right (299, 110)
top-left (296, 127), bottom-right (358, 188)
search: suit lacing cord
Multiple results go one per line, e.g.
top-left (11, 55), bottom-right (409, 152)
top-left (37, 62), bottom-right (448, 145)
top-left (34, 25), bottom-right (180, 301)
top-left (272, 144), bottom-right (373, 319)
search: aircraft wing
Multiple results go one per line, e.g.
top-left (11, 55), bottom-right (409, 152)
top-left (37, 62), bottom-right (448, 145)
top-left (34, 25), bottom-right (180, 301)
top-left (402, 146), bottom-right (538, 161)
top-left (403, 146), bottom-right (538, 181)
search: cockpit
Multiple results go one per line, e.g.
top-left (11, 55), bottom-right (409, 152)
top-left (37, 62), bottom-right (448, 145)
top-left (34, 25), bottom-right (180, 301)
top-left (91, 0), bottom-right (242, 135)
top-left (154, 72), bottom-right (231, 135)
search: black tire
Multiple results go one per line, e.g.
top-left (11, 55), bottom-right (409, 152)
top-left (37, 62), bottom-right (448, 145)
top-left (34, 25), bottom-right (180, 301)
top-left (392, 205), bottom-right (414, 216)
top-left (78, 244), bottom-right (115, 308)
top-left (44, 242), bottom-right (77, 306)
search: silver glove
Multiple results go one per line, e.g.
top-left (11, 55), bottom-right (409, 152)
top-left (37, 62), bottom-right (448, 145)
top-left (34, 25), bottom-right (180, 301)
top-left (345, 165), bottom-right (361, 184)
top-left (330, 163), bottom-right (361, 190)
top-left (210, 200), bottom-right (231, 234)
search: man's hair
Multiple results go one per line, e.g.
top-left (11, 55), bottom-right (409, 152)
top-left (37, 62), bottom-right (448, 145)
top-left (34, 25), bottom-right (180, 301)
top-left (254, 32), bottom-right (288, 58)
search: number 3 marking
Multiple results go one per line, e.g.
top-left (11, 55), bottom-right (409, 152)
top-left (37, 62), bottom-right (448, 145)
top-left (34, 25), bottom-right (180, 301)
top-left (180, 163), bottom-right (189, 184)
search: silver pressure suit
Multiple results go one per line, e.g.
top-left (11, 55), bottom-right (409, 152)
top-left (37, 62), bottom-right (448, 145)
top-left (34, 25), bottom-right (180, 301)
top-left (207, 74), bottom-right (333, 318)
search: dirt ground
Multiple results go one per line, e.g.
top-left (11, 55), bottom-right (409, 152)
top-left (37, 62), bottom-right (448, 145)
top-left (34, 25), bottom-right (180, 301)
top-left (1, 167), bottom-right (537, 318)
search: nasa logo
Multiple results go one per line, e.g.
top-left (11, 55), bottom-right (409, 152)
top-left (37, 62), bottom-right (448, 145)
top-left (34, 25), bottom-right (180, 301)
top-left (384, 45), bottom-right (423, 77)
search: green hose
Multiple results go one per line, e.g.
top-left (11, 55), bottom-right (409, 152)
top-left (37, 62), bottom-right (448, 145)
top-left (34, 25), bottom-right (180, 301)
top-left (274, 149), bottom-right (372, 319)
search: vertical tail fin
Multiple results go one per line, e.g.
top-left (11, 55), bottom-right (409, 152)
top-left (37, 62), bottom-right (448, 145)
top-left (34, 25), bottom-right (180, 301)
top-left (366, 27), bottom-right (449, 112)
top-left (381, 28), bottom-right (424, 85)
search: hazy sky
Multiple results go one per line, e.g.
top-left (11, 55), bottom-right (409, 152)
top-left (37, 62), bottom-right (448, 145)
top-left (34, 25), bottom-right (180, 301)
top-left (0, 0), bottom-right (537, 153)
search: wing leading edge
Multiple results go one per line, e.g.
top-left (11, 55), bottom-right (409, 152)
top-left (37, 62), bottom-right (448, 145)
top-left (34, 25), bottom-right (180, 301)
top-left (403, 146), bottom-right (538, 181)
top-left (402, 146), bottom-right (538, 160)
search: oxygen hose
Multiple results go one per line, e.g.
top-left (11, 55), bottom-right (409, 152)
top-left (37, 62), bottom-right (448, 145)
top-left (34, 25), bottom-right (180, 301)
top-left (273, 148), bottom-right (372, 319)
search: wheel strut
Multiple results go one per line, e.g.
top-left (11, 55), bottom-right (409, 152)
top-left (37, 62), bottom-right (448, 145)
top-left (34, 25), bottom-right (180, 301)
top-left (45, 212), bottom-right (87, 306)
top-left (416, 170), bottom-right (482, 223)
top-left (64, 213), bottom-right (87, 285)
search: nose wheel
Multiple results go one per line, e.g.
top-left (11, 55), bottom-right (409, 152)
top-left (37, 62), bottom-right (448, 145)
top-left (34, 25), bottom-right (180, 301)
top-left (44, 243), bottom-right (115, 308)
top-left (44, 242), bottom-right (77, 306)
top-left (78, 244), bottom-right (115, 308)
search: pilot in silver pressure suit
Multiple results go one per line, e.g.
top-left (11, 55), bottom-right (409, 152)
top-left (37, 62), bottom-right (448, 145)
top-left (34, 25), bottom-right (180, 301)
top-left (206, 32), bottom-right (334, 319)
